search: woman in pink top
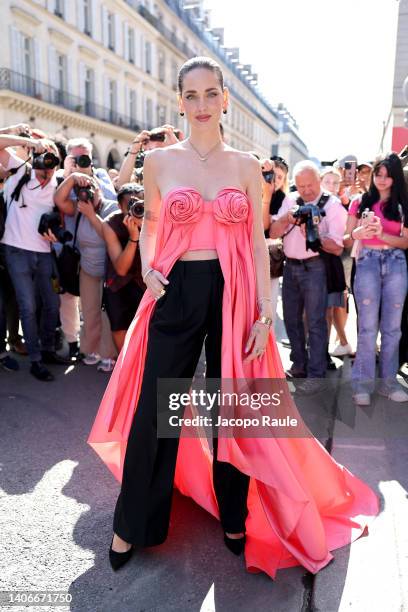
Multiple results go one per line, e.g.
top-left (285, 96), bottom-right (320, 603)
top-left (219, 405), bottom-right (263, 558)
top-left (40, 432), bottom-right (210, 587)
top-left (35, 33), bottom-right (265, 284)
top-left (345, 154), bottom-right (408, 405)
top-left (89, 57), bottom-right (378, 579)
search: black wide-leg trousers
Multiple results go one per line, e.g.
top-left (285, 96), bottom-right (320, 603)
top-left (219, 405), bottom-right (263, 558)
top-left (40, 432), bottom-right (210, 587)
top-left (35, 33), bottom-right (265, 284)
top-left (113, 259), bottom-right (250, 546)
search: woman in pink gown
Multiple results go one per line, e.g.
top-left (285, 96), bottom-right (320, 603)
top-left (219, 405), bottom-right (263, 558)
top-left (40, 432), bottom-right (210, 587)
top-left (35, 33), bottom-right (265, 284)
top-left (88, 56), bottom-right (379, 578)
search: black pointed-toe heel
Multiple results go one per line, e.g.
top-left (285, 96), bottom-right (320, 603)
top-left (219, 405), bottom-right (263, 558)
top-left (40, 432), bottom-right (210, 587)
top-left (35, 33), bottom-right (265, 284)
top-left (109, 537), bottom-right (133, 571)
top-left (223, 533), bottom-right (246, 556)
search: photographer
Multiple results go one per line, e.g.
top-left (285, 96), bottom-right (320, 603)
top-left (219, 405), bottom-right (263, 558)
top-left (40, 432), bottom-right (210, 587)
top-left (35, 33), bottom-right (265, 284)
top-left (54, 172), bottom-right (118, 371)
top-left (117, 126), bottom-right (180, 190)
top-left (270, 160), bottom-right (346, 393)
top-left (102, 183), bottom-right (146, 351)
top-left (65, 138), bottom-right (117, 201)
top-left (262, 156), bottom-right (289, 322)
top-left (0, 132), bottom-right (68, 381)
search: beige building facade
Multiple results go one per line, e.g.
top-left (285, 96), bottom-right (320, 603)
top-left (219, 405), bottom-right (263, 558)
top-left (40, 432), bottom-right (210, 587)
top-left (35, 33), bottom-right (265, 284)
top-left (0, 0), bottom-right (307, 167)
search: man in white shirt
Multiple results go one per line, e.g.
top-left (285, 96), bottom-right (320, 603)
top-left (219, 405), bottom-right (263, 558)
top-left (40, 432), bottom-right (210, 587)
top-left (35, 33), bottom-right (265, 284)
top-left (0, 132), bottom-right (66, 381)
top-left (270, 160), bottom-right (346, 394)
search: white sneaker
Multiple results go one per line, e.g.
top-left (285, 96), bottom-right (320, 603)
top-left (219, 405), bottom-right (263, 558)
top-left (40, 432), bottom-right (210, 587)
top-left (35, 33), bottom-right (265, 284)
top-left (97, 358), bottom-right (116, 372)
top-left (378, 388), bottom-right (408, 402)
top-left (83, 353), bottom-right (101, 366)
top-left (331, 343), bottom-right (353, 357)
top-left (352, 393), bottom-right (371, 406)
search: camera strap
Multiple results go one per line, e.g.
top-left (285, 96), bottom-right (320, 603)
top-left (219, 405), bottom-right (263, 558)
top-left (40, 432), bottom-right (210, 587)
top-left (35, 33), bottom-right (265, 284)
top-left (73, 213), bottom-right (82, 248)
top-left (296, 193), bottom-right (330, 210)
top-left (9, 165), bottom-right (32, 210)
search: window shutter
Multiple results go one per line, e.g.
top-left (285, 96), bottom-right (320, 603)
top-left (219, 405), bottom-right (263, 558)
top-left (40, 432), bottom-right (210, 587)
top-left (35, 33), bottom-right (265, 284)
top-left (124, 84), bottom-right (129, 118)
top-left (101, 6), bottom-right (108, 47)
top-left (91, 0), bottom-right (99, 42)
top-left (114, 14), bottom-right (122, 55)
top-left (77, 0), bottom-right (85, 32)
top-left (9, 27), bottom-right (23, 75)
top-left (78, 61), bottom-right (86, 101)
top-left (48, 45), bottom-right (58, 101)
top-left (33, 39), bottom-right (41, 81)
top-left (123, 21), bottom-right (129, 61)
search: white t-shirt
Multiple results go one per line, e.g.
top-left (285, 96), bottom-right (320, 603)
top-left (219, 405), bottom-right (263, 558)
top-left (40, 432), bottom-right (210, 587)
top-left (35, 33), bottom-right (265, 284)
top-left (1, 151), bottom-right (57, 253)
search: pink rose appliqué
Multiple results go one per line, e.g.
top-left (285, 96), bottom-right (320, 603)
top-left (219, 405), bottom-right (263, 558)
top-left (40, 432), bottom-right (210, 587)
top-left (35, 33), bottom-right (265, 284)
top-left (213, 189), bottom-right (249, 224)
top-left (165, 188), bottom-right (203, 224)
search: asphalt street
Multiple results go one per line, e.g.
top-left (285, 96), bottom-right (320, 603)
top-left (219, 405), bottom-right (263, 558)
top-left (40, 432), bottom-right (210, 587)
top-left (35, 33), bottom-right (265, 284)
top-left (1, 290), bottom-right (407, 612)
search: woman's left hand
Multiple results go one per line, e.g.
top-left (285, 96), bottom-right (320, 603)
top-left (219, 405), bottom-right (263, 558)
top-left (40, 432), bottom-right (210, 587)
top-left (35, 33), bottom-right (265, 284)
top-left (244, 321), bottom-right (270, 362)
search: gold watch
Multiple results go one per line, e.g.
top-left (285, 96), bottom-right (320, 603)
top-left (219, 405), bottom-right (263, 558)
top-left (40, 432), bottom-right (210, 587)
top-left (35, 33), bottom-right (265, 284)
top-left (256, 316), bottom-right (273, 328)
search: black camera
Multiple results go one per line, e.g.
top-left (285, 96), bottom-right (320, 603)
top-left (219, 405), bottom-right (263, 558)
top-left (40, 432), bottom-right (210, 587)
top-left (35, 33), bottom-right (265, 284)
top-left (32, 152), bottom-right (60, 170)
top-left (149, 131), bottom-right (166, 143)
top-left (74, 184), bottom-right (95, 202)
top-left (38, 211), bottom-right (73, 244)
top-left (134, 151), bottom-right (145, 169)
top-left (74, 154), bottom-right (92, 168)
top-left (128, 197), bottom-right (144, 218)
top-left (292, 204), bottom-right (326, 252)
top-left (262, 170), bottom-right (275, 184)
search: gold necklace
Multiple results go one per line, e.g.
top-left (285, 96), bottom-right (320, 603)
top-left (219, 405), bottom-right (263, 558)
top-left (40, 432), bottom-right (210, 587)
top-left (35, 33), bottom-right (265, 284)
top-left (188, 138), bottom-right (222, 162)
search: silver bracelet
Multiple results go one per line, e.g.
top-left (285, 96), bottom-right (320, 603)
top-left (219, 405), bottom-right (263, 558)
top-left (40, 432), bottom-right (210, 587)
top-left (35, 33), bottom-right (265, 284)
top-left (142, 267), bottom-right (154, 282)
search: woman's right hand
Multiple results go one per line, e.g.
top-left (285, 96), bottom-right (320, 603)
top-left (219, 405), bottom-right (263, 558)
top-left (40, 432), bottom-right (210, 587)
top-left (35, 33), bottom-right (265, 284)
top-left (353, 216), bottom-right (381, 240)
top-left (144, 268), bottom-right (169, 300)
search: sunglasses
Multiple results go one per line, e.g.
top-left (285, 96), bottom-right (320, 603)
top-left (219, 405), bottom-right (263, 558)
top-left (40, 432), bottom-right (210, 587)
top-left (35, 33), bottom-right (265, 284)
top-left (270, 155), bottom-right (289, 170)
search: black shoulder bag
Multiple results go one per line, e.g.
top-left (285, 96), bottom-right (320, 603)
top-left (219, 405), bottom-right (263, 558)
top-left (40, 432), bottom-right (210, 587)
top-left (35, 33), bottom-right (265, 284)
top-left (56, 214), bottom-right (82, 296)
top-left (315, 194), bottom-right (346, 294)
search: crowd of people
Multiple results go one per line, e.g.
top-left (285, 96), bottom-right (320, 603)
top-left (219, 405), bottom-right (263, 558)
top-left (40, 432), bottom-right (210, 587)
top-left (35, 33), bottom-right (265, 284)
top-left (0, 120), bottom-right (408, 407)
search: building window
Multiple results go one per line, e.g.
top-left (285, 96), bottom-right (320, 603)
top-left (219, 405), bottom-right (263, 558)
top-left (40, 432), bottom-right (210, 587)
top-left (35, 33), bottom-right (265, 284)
top-left (171, 59), bottom-right (178, 91)
top-left (157, 104), bottom-right (166, 125)
top-left (107, 12), bottom-right (115, 51)
top-left (146, 98), bottom-right (153, 126)
top-left (109, 79), bottom-right (117, 120)
top-left (84, 0), bottom-right (92, 35)
top-left (55, 0), bottom-right (64, 18)
top-left (22, 36), bottom-right (34, 78)
top-left (129, 89), bottom-right (137, 119)
top-left (145, 41), bottom-right (152, 74)
top-left (158, 50), bottom-right (165, 83)
top-left (128, 28), bottom-right (135, 64)
top-left (85, 67), bottom-right (95, 112)
top-left (56, 53), bottom-right (67, 92)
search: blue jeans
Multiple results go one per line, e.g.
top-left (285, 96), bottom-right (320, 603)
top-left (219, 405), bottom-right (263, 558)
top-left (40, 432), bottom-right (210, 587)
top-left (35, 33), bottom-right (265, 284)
top-left (3, 245), bottom-right (59, 362)
top-left (282, 257), bottom-right (328, 378)
top-left (352, 247), bottom-right (408, 394)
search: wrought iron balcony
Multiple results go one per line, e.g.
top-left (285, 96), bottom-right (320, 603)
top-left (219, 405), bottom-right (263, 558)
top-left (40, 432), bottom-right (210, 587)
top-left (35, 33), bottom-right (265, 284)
top-left (0, 68), bottom-right (150, 132)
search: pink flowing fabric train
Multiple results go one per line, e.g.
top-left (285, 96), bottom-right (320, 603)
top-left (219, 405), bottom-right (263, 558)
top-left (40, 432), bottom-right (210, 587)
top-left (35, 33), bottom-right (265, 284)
top-left (88, 187), bottom-right (379, 579)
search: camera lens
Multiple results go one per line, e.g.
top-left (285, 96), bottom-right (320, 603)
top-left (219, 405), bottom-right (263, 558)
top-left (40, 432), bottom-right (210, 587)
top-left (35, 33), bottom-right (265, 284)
top-left (75, 155), bottom-right (92, 168)
top-left (128, 198), bottom-right (144, 218)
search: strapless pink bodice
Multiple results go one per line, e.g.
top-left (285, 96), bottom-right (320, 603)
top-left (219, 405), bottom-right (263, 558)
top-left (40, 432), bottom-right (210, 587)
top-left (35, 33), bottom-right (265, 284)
top-left (163, 186), bottom-right (250, 250)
